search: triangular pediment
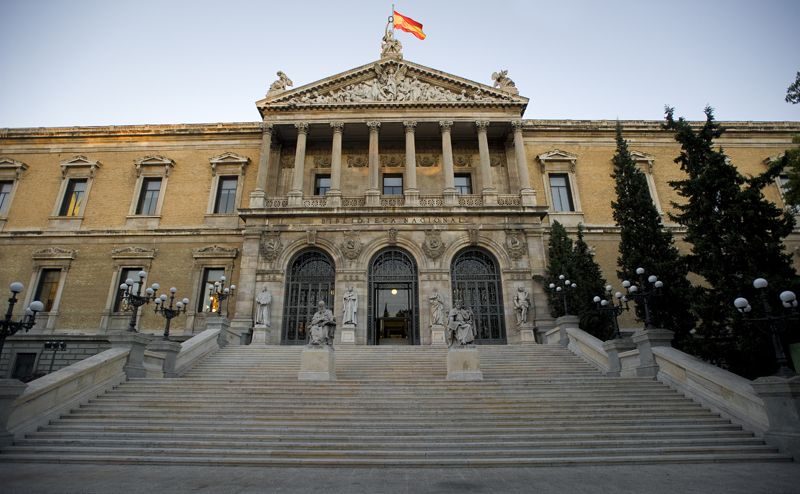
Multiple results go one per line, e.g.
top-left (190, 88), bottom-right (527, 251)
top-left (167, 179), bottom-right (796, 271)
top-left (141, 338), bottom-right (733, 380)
top-left (537, 149), bottom-right (577, 162)
top-left (630, 150), bottom-right (655, 162)
top-left (256, 58), bottom-right (528, 115)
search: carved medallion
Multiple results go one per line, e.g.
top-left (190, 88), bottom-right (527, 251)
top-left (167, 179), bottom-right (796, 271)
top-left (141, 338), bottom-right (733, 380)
top-left (388, 228), bottom-right (398, 245)
top-left (505, 230), bottom-right (528, 260)
top-left (341, 230), bottom-right (363, 260)
top-left (468, 228), bottom-right (480, 246)
top-left (417, 155), bottom-right (438, 167)
top-left (307, 229), bottom-right (317, 245)
top-left (422, 230), bottom-right (446, 260)
top-left (259, 232), bottom-right (283, 261)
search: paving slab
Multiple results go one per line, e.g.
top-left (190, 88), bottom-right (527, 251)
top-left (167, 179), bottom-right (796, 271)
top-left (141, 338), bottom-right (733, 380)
top-left (0, 462), bottom-right (798, 494)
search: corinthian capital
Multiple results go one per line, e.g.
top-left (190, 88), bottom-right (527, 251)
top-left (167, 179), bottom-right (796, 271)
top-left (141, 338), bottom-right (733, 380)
top-left (260, 122), bottom-right (274, 134)
top-left (475, 121), bottom-right (490, 132)
top-left (439, 120), bottom-right (454, 131)
top-left (366, 121), bottom-right (381, 132)
top-left (294, 122), bottom-right (309, 134)
top-left (403, 121), bottom-right (417, 132)
top-left (510, 120), bottom-right (524, 132)
top-left (330, 121), bottom-right (344, 133)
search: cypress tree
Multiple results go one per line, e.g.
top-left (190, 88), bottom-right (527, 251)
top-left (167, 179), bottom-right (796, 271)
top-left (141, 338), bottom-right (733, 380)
top-left (664, 106), bottom-right (797, 378)
top-left (545, 220), bottom-right (575, 318)
top-left (610, 122), bottom-right (695, 348)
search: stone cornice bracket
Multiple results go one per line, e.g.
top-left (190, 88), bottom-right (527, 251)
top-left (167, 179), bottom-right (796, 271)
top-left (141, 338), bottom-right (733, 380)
top-left (439, 120), bottom-right (454, 131)
top-left (367, 121), bottom-right (381, 132)
top-left (475, 121), bottom-right (491, 131)
top-left (294, 122), bottom-right (309, 135)
top-left (0, 157), bottom-right (28, 179)
top-left (192, 245), bottom-right (239, 259)
top-left (33, 247), bottom-right (77, 260)
top-left (403, 121), bottom-right (417, 132)
top-left (60, 155), bottom-right (100, 179)
top-left (330, 121), bottom-right (344, 133)
top-left (133, 155), bottom-right (175, 177)
top-left (111, 246), bottom-right (158, 259)
top-left (209, 152), bottom-right (250, 177)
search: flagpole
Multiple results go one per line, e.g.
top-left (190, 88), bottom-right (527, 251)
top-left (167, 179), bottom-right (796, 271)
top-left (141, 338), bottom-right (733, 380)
top-left (391, 3), bottom-right (395, 30)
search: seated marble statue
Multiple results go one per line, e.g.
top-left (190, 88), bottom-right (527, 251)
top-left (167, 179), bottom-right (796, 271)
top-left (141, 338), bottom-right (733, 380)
top-left (447, 300), bottom-right (477, 346)
top-left (308, 300), bottom-right (336, 346)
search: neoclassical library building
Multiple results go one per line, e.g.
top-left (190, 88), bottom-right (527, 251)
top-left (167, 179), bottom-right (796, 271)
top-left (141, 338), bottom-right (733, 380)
top-left (1, 38), bottom-right (799, 378)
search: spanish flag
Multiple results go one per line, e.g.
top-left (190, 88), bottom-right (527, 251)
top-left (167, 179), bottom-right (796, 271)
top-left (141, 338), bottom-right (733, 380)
top-left (393, 10), bottom-right (426, 40)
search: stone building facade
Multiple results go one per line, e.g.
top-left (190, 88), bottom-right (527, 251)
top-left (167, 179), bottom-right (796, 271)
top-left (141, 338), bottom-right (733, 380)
top-left (1, 45), bottom-right (799, 376)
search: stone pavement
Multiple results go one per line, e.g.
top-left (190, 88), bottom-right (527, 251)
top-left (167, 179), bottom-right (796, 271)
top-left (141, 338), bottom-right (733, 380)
top-left (1, 462), bottom-right (799, 494)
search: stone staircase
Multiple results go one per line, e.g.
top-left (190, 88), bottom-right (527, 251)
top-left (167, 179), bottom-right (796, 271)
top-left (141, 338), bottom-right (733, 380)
top-left (0, 345), bottom-right (791, 466)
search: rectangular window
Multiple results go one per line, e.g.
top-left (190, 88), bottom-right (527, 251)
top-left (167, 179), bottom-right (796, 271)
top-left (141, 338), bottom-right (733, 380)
top-left (214, 176), bottom-right (238, 214)
top-left (34, 268), bottom-right (61, 312)
top-left (314, 174), bottom-right (331, 196)
top-left (59, 178), bottom-right (88, 216)
top-left (549, 174), bottom-right (574, 212)
top-left (11, 353), bottom-right (37, 381)
top-left (113, 267), bottom-right (143, 312)
top-left (135, 178), bottom-right (162, 215)
top-left (382, 174), bottom-right (403, 195)
top-left (0, 181), bottom-right (12, 215)
top-left (454, 174), bottom-right (472, 195)
top-left (198, 267), bottom-right (225, 312)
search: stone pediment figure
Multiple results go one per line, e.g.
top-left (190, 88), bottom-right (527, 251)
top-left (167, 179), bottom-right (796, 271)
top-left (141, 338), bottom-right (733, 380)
top-left (308, 300), bottom-right (336, 346)
top-left (255, 287), bottom-right (272, 327)
top-left (381, 26), bottom-right (403, 60)
top-left (491, 69), bottom-right (519, 95)
top-left (342, 286), bottom-right (358, 326)
top-left (267, 71), bottom-right (293, 96)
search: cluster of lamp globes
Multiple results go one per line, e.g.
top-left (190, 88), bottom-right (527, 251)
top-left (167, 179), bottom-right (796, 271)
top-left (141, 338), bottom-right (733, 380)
top-left (118, 270), bottom-right (190, 310)
top-left (207, 276), bottom-right (236, 297)
top-left (549, 274), bottom-right (577, 292)
top-left (8, 281), bottom-right (45, 316)
top-left (733, 278), bottom-right (798, 313)
top-left (593, 267), bottom-right (664, 305)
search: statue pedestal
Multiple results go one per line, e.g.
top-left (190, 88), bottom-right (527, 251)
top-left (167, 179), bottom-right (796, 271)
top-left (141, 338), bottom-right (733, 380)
top-left (299, 346), bottom-right (336, 381)
top-left (251, 324), bottom-right (269, 346)
top-left (518, 323), bottom-right (536, 343)
top-left (339, 323), bottom-right (356, 345)
top-left (430, 324), bottom-right (447, 347)
top-left (447, 346), bottom-right (483, 381)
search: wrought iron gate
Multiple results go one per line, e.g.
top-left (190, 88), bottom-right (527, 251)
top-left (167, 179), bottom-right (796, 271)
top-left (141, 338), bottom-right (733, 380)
top-left (367, 248), bottom-right (419, 345)
top-left (281, 249), bottom-right (335, 345)
top-left (450, 248), bottom-right (506, 344)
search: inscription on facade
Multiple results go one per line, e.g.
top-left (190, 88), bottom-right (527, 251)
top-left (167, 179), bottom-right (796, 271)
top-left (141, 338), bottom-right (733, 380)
top-left (320, 216), bottom-right (468, 225)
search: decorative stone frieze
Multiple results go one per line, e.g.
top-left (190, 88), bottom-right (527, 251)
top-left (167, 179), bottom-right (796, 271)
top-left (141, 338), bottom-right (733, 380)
top-left (32, 247), bottom-right (76, 260)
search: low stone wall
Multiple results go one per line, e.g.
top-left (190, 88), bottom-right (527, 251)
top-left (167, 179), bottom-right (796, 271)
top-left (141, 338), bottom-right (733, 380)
top-left (543, 327), bottom-right (561, 345)
top-left (618, 349), bottom-right (640, 378)
top-left (565, 327), bottom-right (609, 373)
top-left (6, 347), bottom-right (129, 438)
top-left (0, 334), bottom-right (111, 380)
top-left (653, 346), bottom-right (768, 433)
top-left (174, 328), bottom-right (221, 376)
top-left (143, 350), bottom-right (167, 378)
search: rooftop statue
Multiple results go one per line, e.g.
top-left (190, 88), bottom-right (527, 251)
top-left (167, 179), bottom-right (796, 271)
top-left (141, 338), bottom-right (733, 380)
top-left (267, 71), bottom-right (293, 96)
top-left (380, 24), bottom-right (403, 59)
top-left (491, 69), bottom-right (519, 95)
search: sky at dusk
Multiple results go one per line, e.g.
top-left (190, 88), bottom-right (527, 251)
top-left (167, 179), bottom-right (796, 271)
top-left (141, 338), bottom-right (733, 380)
top-left (1, 0), bottom-right (798, 128)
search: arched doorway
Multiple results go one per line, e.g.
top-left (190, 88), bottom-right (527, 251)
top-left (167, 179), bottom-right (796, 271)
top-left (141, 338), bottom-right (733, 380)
top-left (368, 248), bottom-right (419, 345)
top-left (450, 248), bottom-right (506, 344)
top-left (281, 249), bottom-right (335, 345)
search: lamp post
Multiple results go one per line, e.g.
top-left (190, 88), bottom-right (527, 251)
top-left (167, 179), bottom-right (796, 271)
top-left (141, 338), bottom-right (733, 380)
top-left (0, 282), bottom-right (45, 357)
top-left (153, 287), bottom-right (189, 340)
top-left (207, 276), bottom-right (236, 317)
top-left (733, 277), bottom-right (798, 377)
top-left (549, 274), bottom-right (577, 314)
top-left (119, 270), bottom-right (160, 332)
top-left (43, 340), bottom-right (67, 374)
top-left (593, 285), bottom-right (630, 339)
top-left (622, 267), bottom-right (664, 330)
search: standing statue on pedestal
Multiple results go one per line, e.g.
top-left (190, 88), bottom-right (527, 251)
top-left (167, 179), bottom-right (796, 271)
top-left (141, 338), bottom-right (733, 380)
top-left (513, 285), bottom-right (530, 326)
top-left (447, 300), bottom-right (477, 346)
top-left (308, 300), bottom-right (336, 346)
top-left (380, 23), bottom-right (403, 59)
top-left (429, 289), bottom-right (446, 327)
top-left (342, 286), bottom-right (358, 326)
top-left (254, 287), bottom-right (272, 327)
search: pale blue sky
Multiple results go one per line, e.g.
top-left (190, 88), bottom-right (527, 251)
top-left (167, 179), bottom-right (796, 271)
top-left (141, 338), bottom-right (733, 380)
top-left (1, 0), bottom-right (798, 127)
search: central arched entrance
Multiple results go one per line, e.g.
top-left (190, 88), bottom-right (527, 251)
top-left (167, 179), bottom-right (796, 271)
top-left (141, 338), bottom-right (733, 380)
top-left (368, 248), bottom-right (419, 345)
top-left (450, 247), bottom-right (506, 344)
top-left (281, 249), bottom-right (335, 345)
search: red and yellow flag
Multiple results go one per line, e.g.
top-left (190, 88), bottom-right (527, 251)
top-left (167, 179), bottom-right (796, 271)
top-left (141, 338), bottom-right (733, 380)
top-left (393, 10), bottom-right (426, 40)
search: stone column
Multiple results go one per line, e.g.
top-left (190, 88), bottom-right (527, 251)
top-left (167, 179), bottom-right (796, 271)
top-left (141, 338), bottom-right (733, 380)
top-left (249, 123), bottom-right (273, 208)
top-left (440, 120), bottom-right (458, 206)
top-left (632, 328), bottom-right (675, 378)
top-left (403, 121), bottom-right (419, 206)
top-left (327, 121), bottom-right (344, 207)
top-left (365, 121), bottom-right (381, 207)
top-left (511, 120), bottom-right (536, 206)
top-left (475, 120), bottom-right (497, 206)
top-left (231, 228), bottom-right (260, 343)
top-left (288, 122), bottom-right (308, 207)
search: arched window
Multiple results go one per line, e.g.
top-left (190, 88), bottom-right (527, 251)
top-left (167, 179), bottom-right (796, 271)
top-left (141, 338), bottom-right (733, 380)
top-left (450, 248), bottom-right (506, 344)
top-left (367, 248), bottom-right (419, 345)
top-left (281, 249), bottom-right (335, 344)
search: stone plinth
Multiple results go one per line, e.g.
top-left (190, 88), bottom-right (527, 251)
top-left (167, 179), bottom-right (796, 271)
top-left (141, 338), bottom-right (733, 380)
top-left (752, 375), bottom-right (800, 460)
top-left (251, 324), bottom-right (269, 346)
top-left (447, 346), bottom-right (483, 381)
top-left (0, 379), bottom-right (27, 447)
top-left (518, 323), bottom-right (536, 343)
top-left (109, 333), bottom-right (152, 378)
top-left (299, 346), bottom-right (336, 381)
top-left (632, 328), bottom-right (674, 378)
top-left (602, 337), bottom-right (636, 377)
top-left (430, 324), bottom-right (447, 347)
top-left (147, 339), bottom-right (182, 378)
top-left (339, 323), bottom-right (356, 345)
top-left (555, 315), bottom-right (579, 347)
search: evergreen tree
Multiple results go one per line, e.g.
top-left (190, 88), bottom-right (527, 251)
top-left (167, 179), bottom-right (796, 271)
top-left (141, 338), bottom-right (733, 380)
top-left (786, 70), bottom-right (800, 104)
top-left (610, 122), bottom-right (696, 348)
top-left (545, 220), bottom-right (575, 318)
top-left (664, 106), bottom-right (797, 378)
top-left (776, 136), bottom-right (800, 209)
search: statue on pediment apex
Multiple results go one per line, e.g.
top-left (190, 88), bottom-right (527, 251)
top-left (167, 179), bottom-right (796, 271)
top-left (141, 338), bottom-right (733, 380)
top-left (267, 71), bottom-right (293, 96)
top-left (491, 69), bottom-right (519, 95)
top-left (381, 24), bottom-right (403, 59)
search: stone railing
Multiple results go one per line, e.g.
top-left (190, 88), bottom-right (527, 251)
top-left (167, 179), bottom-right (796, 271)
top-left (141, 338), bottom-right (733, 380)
top-left (497, 194), bottom-right (522, 206)
top-left (566, 327), bottom-right (609, 373)
top-left (3, 347), bottom-right (129, 440)
top-left (259, 194), bottom-right (526, 209)
top-left (143, 350), bottom-right (167, 378)
top-left (457, 194), bottom-right (483, 207)
top-left (302, 197), bottom-right (326, 208)
top-left (418, 195), bottom-right (444, 207)
top-left (264, 197), bottom-right (288, 208)
top-left (174, 328), bottom-right (222, 377)
top-left (380, 196), bottom-right (405, 207)
top-left (341, 196), bottom-right (366, 207)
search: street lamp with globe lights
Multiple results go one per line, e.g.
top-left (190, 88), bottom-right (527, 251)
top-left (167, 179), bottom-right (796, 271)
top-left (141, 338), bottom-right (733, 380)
top-left (733, 277), bottom-right (798, 377)
top-left (207, 276), bottom-right (236, 317)
top-left (0, 282), bottom-right (45, 356)
top-left (622, 267), bottom-right (664, 330)
top-left (153, 287), bottom-right (189, 340)
top-left (549, 274), bottom-right (578, 315)
top-left (593, 284), bottom-right (630, 339)
top-left (118, 270), bottom-right (160, 332)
